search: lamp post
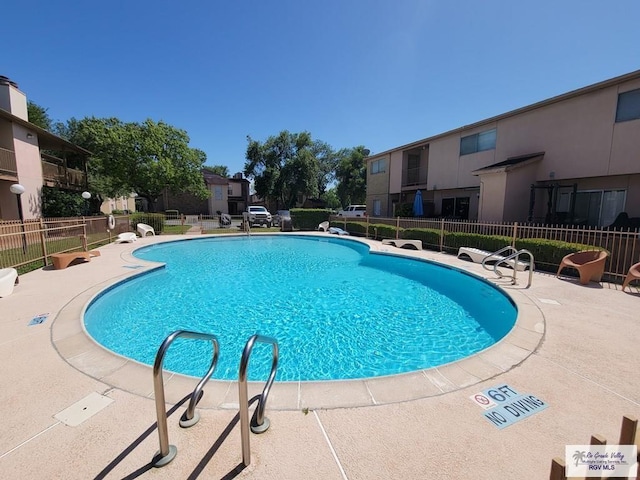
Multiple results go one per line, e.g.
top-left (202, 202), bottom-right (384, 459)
top-left (10, 183), bottom-right (27, 254)
top-left (82, 191), bottom-right (91, 216)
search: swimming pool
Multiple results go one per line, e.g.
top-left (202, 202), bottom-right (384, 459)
top-left (84, 235), bottom-right (517, 381)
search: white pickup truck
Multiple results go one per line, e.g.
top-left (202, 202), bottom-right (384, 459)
top-left (337, 205), bottom-right (367, 217)
top-left (247, 205), bottom-right (272, 227)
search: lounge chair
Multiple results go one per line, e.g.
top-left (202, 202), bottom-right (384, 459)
top-left (457, 246), bottom-right (530, 271)
top-left (50, 250), bottom-right (101, 270)
top-left (318, 221), bottom-right (329, 232)
top-left (137, 223), bottom-right (155, 237)
top-left (622, 261), bottom-right (640, 291)
top-left (115, 232), bottom-right (138, 243)
top-left (328, 227), bottom-right (349, 235)
top-left (0, 268), bottom-right (18, 297)
top-left (556, 250), bottom-right (608, 285)
top-left (382, 239), bottom-right (422, 250)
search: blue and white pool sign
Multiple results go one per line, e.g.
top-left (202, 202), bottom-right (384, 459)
top-left (470, 384), bottom-right (548, 429)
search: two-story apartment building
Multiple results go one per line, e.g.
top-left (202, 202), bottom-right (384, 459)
top-left (0, 76), bottom-right (90, 220)
top-left (157, 170), bottom-right (250, 215)
top-left (367, 70), bottom-right (640, 227)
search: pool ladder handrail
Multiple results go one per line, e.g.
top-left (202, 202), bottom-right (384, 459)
top-left (481, 246), bottom-right (535, 288)
top-left (238, 333), bottom-right (279, 466)
top-left (152, 329), bottom-right (220, 468)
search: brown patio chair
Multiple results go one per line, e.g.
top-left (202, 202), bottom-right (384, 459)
top-left (622, 261), bottom-right (640, 291)
top-left (556, 250), bottom-right (608, 285)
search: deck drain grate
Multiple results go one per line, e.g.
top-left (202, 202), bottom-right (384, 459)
top-left (54, 392), bottom-right (114, 426)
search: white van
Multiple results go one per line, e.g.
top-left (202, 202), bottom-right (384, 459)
top-left (338, 205), bottom-right (366, 217)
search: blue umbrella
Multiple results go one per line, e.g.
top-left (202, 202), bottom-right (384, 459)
top-left (413, 190), bottom-right (424, 217)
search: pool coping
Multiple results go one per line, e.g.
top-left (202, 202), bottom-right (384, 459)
top-left (50, 233), bottom-right (545, 411)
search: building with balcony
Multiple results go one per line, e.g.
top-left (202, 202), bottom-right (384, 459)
top-left (0, 76), bottom-right (90, 220)
top-left (157, 170), bottom-right (251, 215)
top-left (366, 69), bottom-right (640, 227)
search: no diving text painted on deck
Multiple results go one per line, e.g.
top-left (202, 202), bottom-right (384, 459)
top-left (470, 384), bottom-right (548, 429)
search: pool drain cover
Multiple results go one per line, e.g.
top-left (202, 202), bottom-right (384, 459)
top-left (54, 392), bottom-right (114, 426)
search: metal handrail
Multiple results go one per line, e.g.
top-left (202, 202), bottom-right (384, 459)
top-left (479, 245), bottom-right (535, 287)
top-left (481, 245), bottom-right (518, 272)
top-left (152, 329), bottom-right (220, 468)
top-left (497, 249), bottom-right (535, 288)
top-left (238, 334), bottom-right (279, 466)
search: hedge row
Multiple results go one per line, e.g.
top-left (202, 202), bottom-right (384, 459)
top-left (329, 223), bottom-right (606, 273)
top-left (290, 208), bottom-right (332, 231)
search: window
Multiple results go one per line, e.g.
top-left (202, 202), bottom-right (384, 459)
top-left (441, 197), bottom-right (470, 219)
top-left (460, 129), bottom-right (496, 155)
top-left (373, 199), bottom-right (381, 216)
top-left (557, 189), bottom-right (626, 226)
top-left (615, 88), bottom-right (640, 122)
top-left (214, 186), bottom-right (223, 200)
top-left (371, 158), bottom-right (386, 174)
top-left (228, 184), bottom-right (233, 196)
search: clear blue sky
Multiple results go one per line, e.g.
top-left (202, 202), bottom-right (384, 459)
top-left (3, 0), bottom-right (639, 176)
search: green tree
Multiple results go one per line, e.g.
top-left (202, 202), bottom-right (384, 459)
top-left (335, 146), bottom-right (368, 207)
top-left (311, 140), bottom-right (338, 195)
top-left (244, 130), bottom-right (319, 208)
top-left (27, 101), bottom-right (52, 131)
top-left (202, 165), bottom-right (229, 177)
top-left (60, 117), bottom-right (209, 211)
top-left (320, 187), bottom-right (341, 210)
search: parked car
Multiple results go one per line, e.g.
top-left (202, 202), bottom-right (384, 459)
top-left (272, 210), bottom-right (291, 226)
top-left (337, 205), bottom-right (366, 217)
top-left (246, 205), bottom-right (272, 227)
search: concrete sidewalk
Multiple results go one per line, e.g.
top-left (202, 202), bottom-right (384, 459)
top-left (0, 233), bottom-right (638, 479)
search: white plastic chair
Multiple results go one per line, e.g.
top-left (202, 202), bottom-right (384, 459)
top-left (137, 223), bottom-right (156, 237)
top-left (318, 221), bottom-right (329, 232)
top-left (0, 268), bottom-right (18, 297)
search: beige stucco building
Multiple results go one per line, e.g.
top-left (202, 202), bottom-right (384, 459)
top-left (0, 76), bottom-right (90, 220)
top-left (367, 70), bottom-right (640, 227)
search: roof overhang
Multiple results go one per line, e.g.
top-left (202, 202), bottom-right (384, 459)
top-left (472, 152), bottom-right (544, 176)
top-left (0, 107), bottom-right (92, 155)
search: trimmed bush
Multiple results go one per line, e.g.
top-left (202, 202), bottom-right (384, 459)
top-left (444, 232), bottom-right (513, 254)
top-left (290, 208), bottom-right (332, 231)
top-left (403, 228), bottom-right (442, 251)
top-left (514, 238), bottom-right (608, 272)
top-left (368, 223), bottom-right (400, 240)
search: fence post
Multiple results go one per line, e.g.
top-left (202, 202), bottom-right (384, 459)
top-left (396, 216), bottom-right (400, 239)
top-left (618, 415), bottom-right (637, 444)
top-left (549, 457), bottom-right (566, 480)
top-left (440, 218), bottom-right (445, 252)
top-left (366, 215), bottom-right (369, 239)
top-left (512, 221), bottom-right (518, 248)
top-left (39, 218), bottom-right (49, 266)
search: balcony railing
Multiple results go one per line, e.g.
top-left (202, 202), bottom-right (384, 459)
top-left (41, 160), bottom-right (87, 189)
top-left (402, 167), bottom-right (427, 186)
top-left (0, 147), bottom-right (17, 177)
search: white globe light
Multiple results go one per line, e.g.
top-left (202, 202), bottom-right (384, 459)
top-left (10, 184), bottom-right (25, 195)
top-left (82, 191), bottom-right (91, 200)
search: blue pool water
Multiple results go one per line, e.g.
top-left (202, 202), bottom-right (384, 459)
top-left (84, 235), bottom-right (517, 381)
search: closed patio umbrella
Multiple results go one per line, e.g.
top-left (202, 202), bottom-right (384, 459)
top-left (413, 190), bottom-right (424, 217)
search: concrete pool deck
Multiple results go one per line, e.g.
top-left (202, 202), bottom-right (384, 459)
top-left (0, 232), bottom-right (638, 479)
